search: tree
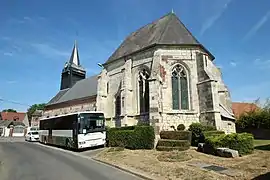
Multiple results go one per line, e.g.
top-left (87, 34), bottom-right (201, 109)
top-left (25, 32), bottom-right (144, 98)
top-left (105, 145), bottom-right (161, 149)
top-left (2, 109), bottom-right (17, 112)
top-left (27, 103), bottom-right (46, 120)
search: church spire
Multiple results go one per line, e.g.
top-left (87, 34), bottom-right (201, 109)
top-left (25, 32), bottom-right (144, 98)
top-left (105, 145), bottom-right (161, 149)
top-left (69, 40), bottom-right (80, 66)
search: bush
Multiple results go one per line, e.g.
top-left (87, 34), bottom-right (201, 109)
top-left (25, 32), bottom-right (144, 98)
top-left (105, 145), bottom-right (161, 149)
top-left (107, 126), bottom-right (155, 149)
top-left (205, 133), bottom-right (254, 156)
top-left (204, 131), bottom-right (225, 138)
top-left (188, 123), bottom-right (216, 146)
top-left (156, 146), bottom-right (190, 151)
top-left (177, 124), bottom-right (185, 131)
top-left (160, 131), bottom-right (191, 142)
top-left (157, 139), bottom-right (190, 147)
top-left (236, 110), bottom-right (270, 129)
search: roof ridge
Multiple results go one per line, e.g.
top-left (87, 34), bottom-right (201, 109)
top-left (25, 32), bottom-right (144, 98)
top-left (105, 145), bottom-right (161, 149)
top-left (157, 13), bottom-right (173, 43)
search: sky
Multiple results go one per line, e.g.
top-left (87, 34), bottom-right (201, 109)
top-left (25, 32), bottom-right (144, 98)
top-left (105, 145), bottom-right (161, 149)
top-left (0, 0), bottom-right (270, 112)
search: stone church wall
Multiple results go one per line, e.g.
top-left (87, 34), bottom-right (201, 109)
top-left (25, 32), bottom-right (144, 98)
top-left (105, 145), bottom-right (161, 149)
top-left (153, 48), bottom-right (201, 131)
top-left (43, 100), bottom-right (96, 118)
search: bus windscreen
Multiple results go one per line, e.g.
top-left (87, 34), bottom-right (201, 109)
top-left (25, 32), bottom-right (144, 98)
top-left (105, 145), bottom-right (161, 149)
top-left (78, 113), bottom-right (105, 134)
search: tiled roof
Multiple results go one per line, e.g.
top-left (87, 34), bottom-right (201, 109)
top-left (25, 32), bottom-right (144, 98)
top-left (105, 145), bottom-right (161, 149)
top-left (46, 75), bottom-right (98, 106)
top-left (232, 102), bottom-right (260, 118)
top-left (0, 120), bottom-right (25, 127)
top-left (105, 12), bottom-right (212, 64)
top-left (0, 112), bottom-right (26, 121)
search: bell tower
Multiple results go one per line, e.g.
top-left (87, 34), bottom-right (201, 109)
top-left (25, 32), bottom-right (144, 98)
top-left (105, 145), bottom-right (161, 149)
top-left (60, 41), bottom-right (86, 90)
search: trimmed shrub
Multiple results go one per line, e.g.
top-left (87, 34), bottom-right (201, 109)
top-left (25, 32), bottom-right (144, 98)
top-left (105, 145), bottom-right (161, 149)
top-left (107, 126), bottom-right (155, 149)
top-left (205, 133), bottom-right (254, 156)
top-left (157, 139), bottom-right (190, 147)
top-left (177, 124), bottom-right (185, 131)
top-left (188, 123), bottom-right (216, 146)
top-left (156, 146), bottom-right (190, 151)
top-left (132, 125), bottom-right (155, 149)
top-left (160, 131), bottom-right (191, 142)
top-left (204, 131), bottom-right (225, 138)
top-left (107, 129), bottom-right (134, 147)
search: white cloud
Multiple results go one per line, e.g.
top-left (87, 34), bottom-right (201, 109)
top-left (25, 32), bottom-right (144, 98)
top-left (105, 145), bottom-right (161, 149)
top-left (230, 61), bottom-right (237, 67)
top-left (254, 58), bottom-right (270, 69)
top-left (200, 0), bottom-right (232, 36)
top-left (31, 43), bottom-right (70, 58)
top-left (3, 52), bottom-right (13, 56)
top-left (243, 10), bottom-right (270, 41)
top-left (6, 80), bottom-right (17, 84)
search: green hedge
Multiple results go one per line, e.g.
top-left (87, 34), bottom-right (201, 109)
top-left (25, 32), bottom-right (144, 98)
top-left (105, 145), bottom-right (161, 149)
top-left (204, 131), bottom-right (225, 138)
top-left (205, 133), bottom-right (254, 156)
top-left (156, 146), bottom-right (190, 151)
top-left (157, 139), bottom-right (190, 147)
top-left (160, 131), bottom-right (191, 142)
top-left (188, 123), bottom-right (220, 146)
top-left (107, 126), bottom-right (155, 149)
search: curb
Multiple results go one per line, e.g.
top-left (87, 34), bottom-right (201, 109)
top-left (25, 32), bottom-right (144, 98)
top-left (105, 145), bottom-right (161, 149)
top-left (35, 143), bottom-right (155, 180)
top-left (92, 158), bottom-right (155, 180)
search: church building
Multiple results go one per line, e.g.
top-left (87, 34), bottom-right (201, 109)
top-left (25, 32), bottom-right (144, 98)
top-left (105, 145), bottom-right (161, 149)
top-left (44, 12), bottom-right (236, 135)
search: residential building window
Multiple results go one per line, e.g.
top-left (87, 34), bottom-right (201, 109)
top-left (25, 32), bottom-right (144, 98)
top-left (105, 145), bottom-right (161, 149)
top-left (107, 82), bottom-right (109, 94)
top-left (138, 69), bottom-right (150, 114)
top-left (171, 64), bottom-right (189, 110)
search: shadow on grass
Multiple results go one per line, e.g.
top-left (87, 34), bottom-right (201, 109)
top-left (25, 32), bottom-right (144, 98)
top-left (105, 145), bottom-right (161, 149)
top-left (252, 172), bottom-right (270, 180)
top-left (255, 144), bottom-right (270, 151)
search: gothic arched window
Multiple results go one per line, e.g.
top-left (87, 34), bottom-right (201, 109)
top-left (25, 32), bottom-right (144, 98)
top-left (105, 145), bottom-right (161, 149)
top-left (138, 69), bottom-right (150, 114)
top-left (171, 64), bottom-right (189, 110)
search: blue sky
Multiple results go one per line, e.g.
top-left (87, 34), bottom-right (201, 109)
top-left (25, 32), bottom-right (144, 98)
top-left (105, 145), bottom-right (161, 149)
top-left (0, 0), bottom-right (270, 112)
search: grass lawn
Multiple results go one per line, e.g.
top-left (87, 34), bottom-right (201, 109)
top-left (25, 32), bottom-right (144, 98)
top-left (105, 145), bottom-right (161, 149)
top-left (254, 139), bottom-right (270, 151)
top-left (254, 139), bottom-right (270, 146)
top-left (95, 148), bottom-right (270, 180)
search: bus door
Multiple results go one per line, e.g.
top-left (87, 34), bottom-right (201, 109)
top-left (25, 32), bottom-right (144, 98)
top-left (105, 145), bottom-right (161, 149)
top-left (73, 120), bottom-right (78, 149)
top-left (48, 128), bottom-right (53, 143)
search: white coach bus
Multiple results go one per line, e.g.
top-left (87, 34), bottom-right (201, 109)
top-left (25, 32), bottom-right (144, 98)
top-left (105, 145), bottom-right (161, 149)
top-left (39, 111), bottom-right (106, 149)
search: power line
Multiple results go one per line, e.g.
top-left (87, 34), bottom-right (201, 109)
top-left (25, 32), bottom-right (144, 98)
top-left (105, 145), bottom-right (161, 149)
top-left (0, 98), bottom-right (31, 107)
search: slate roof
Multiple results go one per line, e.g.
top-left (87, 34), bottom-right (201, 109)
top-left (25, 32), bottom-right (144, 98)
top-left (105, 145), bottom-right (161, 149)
top-left (47, 89), bottom-right (69, 105)
top-left (46, 75), bottom-right (98, 106)
top-left (105, 12), bottom-right (212, 64)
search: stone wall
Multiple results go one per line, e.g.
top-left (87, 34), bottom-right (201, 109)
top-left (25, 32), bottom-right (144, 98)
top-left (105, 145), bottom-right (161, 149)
top-left (97, 45), bottom-right (235, 134)
top-left (43, 100), bottom-right (96, 118)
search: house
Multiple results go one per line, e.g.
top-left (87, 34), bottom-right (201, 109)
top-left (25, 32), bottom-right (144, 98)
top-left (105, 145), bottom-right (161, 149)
top-left (31, 110), bottom-right (43, 127)
top-left (0, 112), bottom-right (29, 137)
top-left (43, 12), bottom-right (236, 137)
top-left (0, 120), bottom-right (26, 137)
top-left (232, 102), bottom-right (260, 118)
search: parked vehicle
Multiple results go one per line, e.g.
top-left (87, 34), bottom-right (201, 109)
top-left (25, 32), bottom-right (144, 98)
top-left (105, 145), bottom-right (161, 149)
top-left (25, 131), bottom-right (39, 142)
top-left (39, 111), bottom-right (106, 150)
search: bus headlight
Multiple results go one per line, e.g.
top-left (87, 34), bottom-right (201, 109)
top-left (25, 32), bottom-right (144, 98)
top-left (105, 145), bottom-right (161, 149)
top-left (79, 141), bottom-right (86, 145)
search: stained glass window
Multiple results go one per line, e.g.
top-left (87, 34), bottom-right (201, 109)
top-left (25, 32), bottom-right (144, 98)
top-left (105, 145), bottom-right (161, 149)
top-left (171, 64), bottom-right (189, 110)
top-left (138, 69), bottom-right (150, 114)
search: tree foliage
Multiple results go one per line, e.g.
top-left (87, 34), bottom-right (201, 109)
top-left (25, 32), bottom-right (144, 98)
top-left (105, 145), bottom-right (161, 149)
top-left (27, 103), bottom-right (46, 119)
top-left (2, 109), bottom-right (17, 112)
top-left (236, 98), bottom-right (270, 129)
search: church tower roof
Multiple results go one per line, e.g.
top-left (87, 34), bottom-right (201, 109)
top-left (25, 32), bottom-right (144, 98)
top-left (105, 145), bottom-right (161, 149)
top-left (69, 40), bottom-right (80, 66)
top-left (105, 12), bottom-right (214, 64)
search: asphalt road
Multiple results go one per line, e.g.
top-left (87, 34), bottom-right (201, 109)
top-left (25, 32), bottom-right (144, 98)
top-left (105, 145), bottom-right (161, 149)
top-left (0, 140), bottom-right (142, 180)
